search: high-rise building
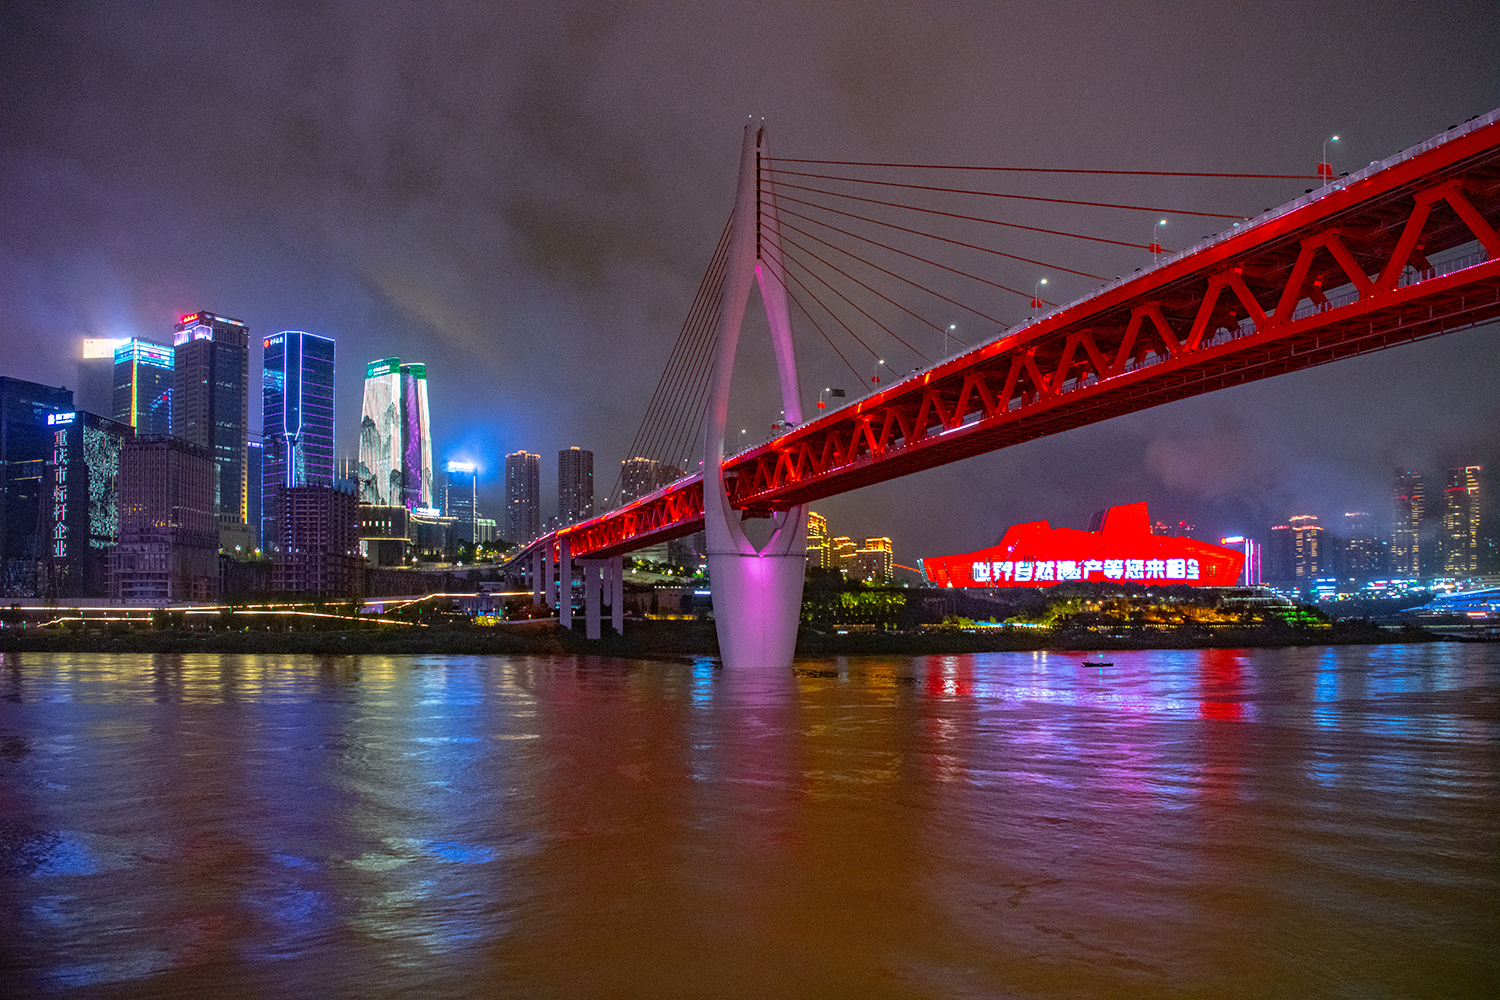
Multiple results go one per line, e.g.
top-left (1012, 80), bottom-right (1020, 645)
top-left (79, 338), bottom-right (127, 416)
top-left (262, 331), bottom-right (336, 552)
top-left (1340, 511), bottom-right (1382, 580)
top-left (356, 357), bottom-right (432, 510)
top-left (850, 537), bottom-right (894, 582)
top-left (1219, 536), bottom-right (1262, 586)
top-left (109, 435), bottom-right (219, 602)
top-left (358, 358), bottom-right (403, 505)
top-left (111, 339), bottom-right (174, 435)
top-left (172, 311), bottom-right (250, 547)
top-left (1441, 465), bottom-right (1481, 576)
top-left (1288, 515), bottom-right (1323, 581)
top-left (558, 447), bottom-right (594, 526)
top-left (806, 511), bottom-right (830, 569)
top-left (246, 437), bottom-right (263, 552)
top-left (619, 456), bottom-right (678, 506)
top-left (440, 461), bottom-right (481, 544)
top-left (42, 410), bottom-right (132, 597)
top-left (0, 377), bottom-right (74, 596)
top-left (400, 363), bottom-right (433, 509)
top-left (1391, 468), bottom-right (1425, 577)
top-left (831, 535), bottom-right (858, 573)
top-left (268, 483), bottom-right (362, 599)
top-left (504, 451), bottom-right (540, 544)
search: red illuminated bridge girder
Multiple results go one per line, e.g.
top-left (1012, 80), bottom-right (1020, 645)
top-left (729, 113), bottom-right (1500, 513)
top-left (549, 111), bottom-right (1500, 561)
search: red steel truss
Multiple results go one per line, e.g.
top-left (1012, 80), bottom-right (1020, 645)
top-left (554, 112), bottom-right (1500, 560)
top-left (555, 477), bottom-right (704, 560)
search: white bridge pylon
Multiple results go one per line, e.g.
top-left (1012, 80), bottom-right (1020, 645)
top-left (704, 121), bottom-right (809, 671)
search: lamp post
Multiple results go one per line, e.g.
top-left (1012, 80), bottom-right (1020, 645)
top-left (944, 323), bottom-right (955, 358)
top-left (1030, 277), bottom-right (1048, 311)
top-left (1320, 134), bottom-right (1339, 184)
top-left (1149, 218), bottom-right (1166, 261)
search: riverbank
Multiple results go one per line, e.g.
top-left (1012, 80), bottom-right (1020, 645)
top-left (0, 617), bottom-right (1449, 657)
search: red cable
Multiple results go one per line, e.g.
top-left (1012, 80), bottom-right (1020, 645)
top-left (775, 202), bottom-right (1034, 306)
top-left (776, 225), bottom-right (949, 349)
top-left (757, 257), bottom-right (866, 385)
top-left (775, 215), bottom-right (1000, 333)
top-left (766, 179), bottom-right (1162, 249)
top-left (766, 157), bottom-right (1321, 180)
top-left (770, 173), bottom-right (1243, 220)
top-left (765, 235), bottom-right (930, 362)
top-left (774, 189), bottom-right (1100, 282)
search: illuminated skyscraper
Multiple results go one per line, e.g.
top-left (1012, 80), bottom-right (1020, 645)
top-left (0, 377), bottom-right (74, 596)
top-left (44, 410), bottom-right (132, 597)
top-left (558, 447), bottom-right (594, 526)
top-left (1390, 468), bottom-right (1425, 577)
top-left (1288, 514), bottom-right (1323, 580)
top-left (262, 331), bottom-right (336, 551)
top-left (850, 537), bottom-right (894, 582)
top-left (172, 311), bottom-right (250, 547)
top-left (358, 358), bottom-right (403, 505)
top-left (112, 339), bottom-right (174, 436)
top-left (504, 451), bottom-right (540, 544)
top-left (1340, 511), bottom-right (1382, 580)
top-left (1219, 536), bottom-right (1262, 586)
top-left (80, 338), bottom-right (127, 416)
top-left (400, 363), bottom-right (432, 509)
top-left (1442, 465), bottom-right (1481, 576)
top-left (806, 511), bottom-right (830, 569)
top-left (356, 357), bottom-right (431, 510)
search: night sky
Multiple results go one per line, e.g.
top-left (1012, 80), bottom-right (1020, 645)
top-left (2, 2), bottom-right (1497, 560)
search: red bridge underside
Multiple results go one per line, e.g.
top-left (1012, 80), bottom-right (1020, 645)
top-left (556, 115), bottom-right (1500, 561)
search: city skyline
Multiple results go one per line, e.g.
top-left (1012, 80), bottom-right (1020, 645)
top-left (1, 6), bottom-right (1497, 557)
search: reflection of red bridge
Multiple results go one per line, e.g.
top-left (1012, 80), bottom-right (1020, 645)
top-left (521, 111), bottom-right (1500, 667)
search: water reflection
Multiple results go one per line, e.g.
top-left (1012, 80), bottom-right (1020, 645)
top-left (0, 647), bottom-right (1495, 997)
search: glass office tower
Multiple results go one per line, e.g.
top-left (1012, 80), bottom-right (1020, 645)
top-left (262, 331), bottom-right (335, 552)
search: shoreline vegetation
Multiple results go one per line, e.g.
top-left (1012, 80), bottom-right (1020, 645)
top-left (0, 617), bottom-right (1458, 657)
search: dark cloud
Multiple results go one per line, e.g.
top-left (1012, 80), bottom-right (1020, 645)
top-left (1, 0), bottom-right (1497, 555)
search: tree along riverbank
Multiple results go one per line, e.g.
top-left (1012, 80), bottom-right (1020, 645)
top-left (0, 617), bottom-right (1448, 657)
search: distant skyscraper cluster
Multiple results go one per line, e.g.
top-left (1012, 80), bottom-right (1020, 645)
top-left (806, 509), bottom-right (895, 582)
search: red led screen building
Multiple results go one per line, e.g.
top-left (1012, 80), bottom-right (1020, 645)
top-left (921, 503), bottom-right (1243, 589)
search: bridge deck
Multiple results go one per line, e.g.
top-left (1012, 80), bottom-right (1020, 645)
top-left (549, 110), bottom-right (1500, 561)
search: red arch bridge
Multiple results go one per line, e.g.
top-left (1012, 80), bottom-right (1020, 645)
top-left (507, 109), bottom-right (1500, 668)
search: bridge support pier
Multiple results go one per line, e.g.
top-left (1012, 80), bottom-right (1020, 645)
top-left (703, 121), bottom-right (808, 671)
top-left (531, 547), bottom-right (543, 609)
top-left (608, 556), bottom-right (623, 635)
top-left (558, 538), bottom-right (572, 629)
top-left (582, 560), bottom-right (602, 640)
top-left (542, 542), bottom-right (554, 611)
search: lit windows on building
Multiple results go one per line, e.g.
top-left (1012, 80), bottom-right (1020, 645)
top-left (1441, 465), bottom-right (1481, 576)
top-left (263, 332), bottom-right (336, 552)
top-left (111, 339), bottom-right (174, 436)
top-left (558, 447), bottom-right (594, 526)
top-left (171, 310), bottom-right (250, 535)
top-left (1390, 468), bottom-right (1424, 577)
top-left (806, 511), bottom-right (830, 569)
top-left (504, 451), bottom-right (541, 545)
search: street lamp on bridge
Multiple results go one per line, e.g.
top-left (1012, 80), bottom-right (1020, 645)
top-left (1149, 218), bottom-right (1167, 261)
top-left (1030, 277), bottom-right (1048, 311)
top-left (1320, 134), bottom-right (1340, 183)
